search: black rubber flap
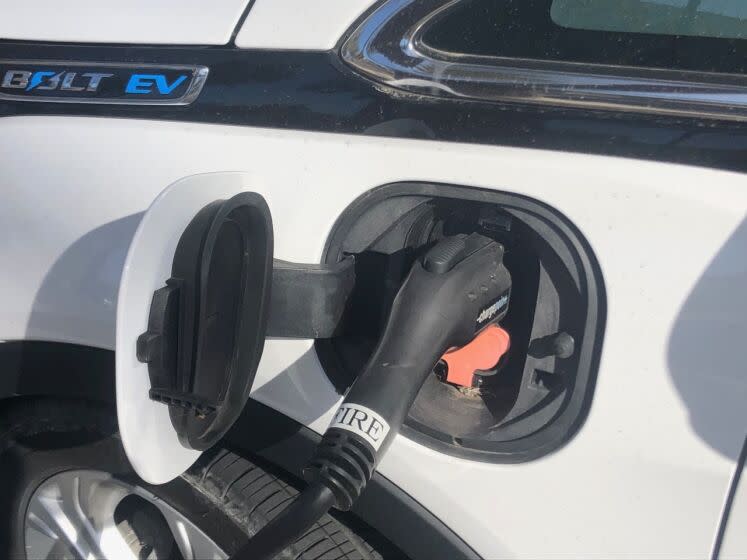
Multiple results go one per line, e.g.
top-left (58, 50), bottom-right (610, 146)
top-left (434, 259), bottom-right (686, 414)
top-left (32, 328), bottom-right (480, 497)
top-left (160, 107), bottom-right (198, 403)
top-left (137, 192), bottom-right (273, 450)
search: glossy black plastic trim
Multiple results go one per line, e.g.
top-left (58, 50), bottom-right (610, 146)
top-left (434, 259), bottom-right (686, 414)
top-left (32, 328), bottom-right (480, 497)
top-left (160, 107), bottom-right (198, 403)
top-left (0, 42), bottom-right (746, 173)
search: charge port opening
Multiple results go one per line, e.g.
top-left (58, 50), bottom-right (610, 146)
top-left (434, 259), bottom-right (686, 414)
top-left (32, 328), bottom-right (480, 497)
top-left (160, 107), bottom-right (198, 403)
top-left (317, 183), bottom-right (604, 463)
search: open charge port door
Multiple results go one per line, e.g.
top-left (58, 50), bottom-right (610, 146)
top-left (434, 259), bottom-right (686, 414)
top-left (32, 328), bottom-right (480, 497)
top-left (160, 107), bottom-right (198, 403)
top-left (116, 173), bottom-right (274, 484)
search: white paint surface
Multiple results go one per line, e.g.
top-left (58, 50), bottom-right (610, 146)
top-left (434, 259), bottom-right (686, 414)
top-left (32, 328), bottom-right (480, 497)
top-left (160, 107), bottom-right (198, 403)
top-left (235, 0), bottom-right (375, 50)
top-left (0, 116), bottom-right (746, 558)
top-left (0, 0), bottom-right (250, 45)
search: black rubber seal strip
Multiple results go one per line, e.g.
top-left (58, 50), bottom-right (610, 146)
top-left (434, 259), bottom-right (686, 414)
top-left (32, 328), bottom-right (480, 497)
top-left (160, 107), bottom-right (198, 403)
top-left (712, 434), bottom-right (747, 559)
top-left (228, 0), bottom-right (258, 47)
top-left (268, 258), bottom-right (355, 338)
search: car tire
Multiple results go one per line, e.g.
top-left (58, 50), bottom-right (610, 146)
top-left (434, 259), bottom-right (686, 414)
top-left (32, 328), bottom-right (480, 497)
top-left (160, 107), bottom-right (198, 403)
top-left (0, 398), bottom-right (391, 560)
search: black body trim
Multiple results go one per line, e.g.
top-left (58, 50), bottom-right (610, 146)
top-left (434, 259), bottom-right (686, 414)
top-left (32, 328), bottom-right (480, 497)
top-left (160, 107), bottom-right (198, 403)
top-left (0, 341), bottom-right (477, 559)
top-left (0, 42), bottom-right (746, 173)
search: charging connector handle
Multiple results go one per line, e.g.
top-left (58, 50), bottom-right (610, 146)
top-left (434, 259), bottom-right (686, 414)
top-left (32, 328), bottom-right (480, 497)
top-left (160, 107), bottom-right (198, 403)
top-left (231, 234), bottom-right (511, 560)
top-left (304, 233), bottom-right (511, 510)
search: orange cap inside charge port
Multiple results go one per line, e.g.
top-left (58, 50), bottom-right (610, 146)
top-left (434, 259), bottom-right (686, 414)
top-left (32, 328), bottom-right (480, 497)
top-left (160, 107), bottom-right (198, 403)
top-left (440, 325), bottom-right (511, 388)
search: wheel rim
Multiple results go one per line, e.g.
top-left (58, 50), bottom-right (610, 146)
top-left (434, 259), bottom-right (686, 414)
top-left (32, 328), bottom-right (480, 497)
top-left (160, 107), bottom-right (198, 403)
top-left (24, 469), bottom-right (226, 560)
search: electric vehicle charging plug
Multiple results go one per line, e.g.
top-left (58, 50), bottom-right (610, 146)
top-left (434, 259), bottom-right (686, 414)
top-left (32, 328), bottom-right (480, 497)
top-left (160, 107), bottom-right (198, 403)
top-left (437, 323), bottom-right (511, 388)
top-left (232, 233), bottom-right (511, 560)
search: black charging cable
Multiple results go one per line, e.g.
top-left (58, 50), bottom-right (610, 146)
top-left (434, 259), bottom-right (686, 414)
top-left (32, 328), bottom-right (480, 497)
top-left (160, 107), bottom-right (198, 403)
top-left (233, 483), bottom-right (335, 560)
top-left (232, 234), bottom-right (512, 560)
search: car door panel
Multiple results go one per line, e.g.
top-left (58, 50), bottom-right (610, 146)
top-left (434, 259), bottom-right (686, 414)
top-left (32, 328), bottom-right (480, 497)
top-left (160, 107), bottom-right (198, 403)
top-left (0, 115), bottom-right (745, 557)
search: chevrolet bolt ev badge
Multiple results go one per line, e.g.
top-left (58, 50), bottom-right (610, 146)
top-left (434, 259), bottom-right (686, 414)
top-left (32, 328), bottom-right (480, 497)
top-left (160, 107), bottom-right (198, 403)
top-left (0, 61), bottom-right (208, 105)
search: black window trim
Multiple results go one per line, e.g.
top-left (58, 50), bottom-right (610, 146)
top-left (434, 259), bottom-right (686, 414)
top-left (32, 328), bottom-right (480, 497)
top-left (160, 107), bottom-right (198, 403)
top-left (341, 0), bottom-right (747, 122)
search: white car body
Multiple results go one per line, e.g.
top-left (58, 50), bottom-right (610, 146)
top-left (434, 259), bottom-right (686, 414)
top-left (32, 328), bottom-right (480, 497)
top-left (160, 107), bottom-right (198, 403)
top-left (0, 1), bottom-right (745, 558)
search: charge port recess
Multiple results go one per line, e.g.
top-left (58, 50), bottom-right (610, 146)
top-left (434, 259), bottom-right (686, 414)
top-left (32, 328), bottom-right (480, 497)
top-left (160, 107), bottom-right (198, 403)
top-left (316, 183), bottom-right (605, 463)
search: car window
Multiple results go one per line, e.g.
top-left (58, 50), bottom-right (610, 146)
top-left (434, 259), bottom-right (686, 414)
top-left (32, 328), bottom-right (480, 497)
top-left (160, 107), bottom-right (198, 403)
top-left (551, 0), bottom-right (747, 40)
top-left (421, 0), bottom-right (747, 73)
